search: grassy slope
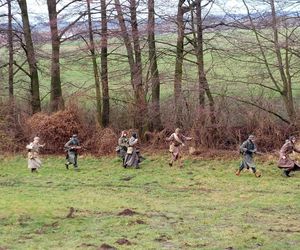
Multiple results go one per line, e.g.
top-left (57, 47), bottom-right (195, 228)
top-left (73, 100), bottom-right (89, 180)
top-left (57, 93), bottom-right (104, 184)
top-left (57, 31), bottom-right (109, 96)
top-left (0, 154), bottom-right (300, 249)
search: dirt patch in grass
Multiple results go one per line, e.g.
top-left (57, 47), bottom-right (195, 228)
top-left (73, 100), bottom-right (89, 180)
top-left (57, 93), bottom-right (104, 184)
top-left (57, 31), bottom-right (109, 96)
top-left (77, 243), bottom-right (98, 248)
top-left (97, 243), bottom-right (117, 250)
top-left (116, 238), bottom-right (132, 245)
top-left (136, 219), bottom-right (146, 224)
top-left (120, 176), bottom-right (134, 181)
top-left (118, 209), bottom-right (138, 216)
top-left (154, 234), bottom-right (172, 242)
top-left (75, 209), bottom-right (112, 217)
top-left (17, 215), bottom-right (31, 227)
top-left (269, 228), bottom-right (300, 233)
top-left (128, 219), bottom-right (146, 226)
top-left (0, 180), bottom-right (19, 187)
top-left (147, 212), bottom-right (172, 220)
top-left (66, 207), bottom-right (75, 218)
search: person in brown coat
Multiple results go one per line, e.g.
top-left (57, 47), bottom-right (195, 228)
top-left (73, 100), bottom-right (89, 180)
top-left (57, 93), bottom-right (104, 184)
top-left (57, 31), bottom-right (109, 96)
top-left (166, 128), bottom-right (192, 168)
top-left (278, 136), bottom-right (300, 177)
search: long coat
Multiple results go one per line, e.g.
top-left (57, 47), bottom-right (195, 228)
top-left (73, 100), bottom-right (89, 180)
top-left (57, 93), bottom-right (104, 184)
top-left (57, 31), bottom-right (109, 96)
top-left (124, 137), bottom-right (140, 167)
top-left (27, 143), bottom-right (43, 169)
top-left (117, 136), bottom-right (129, 159)
top-left (278, 140), bottom-right (300, 169)
top-left (240, 139), bottom-right (257, 168)
top-left (166, 133), bottom-right (191, 160)
top-left (65, 138), bottom-right (80, 165)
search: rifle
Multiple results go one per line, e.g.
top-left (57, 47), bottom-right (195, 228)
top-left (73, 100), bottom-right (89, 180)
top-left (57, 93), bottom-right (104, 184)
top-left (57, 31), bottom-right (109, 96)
top-left (64, 145), bottom-right (82, 152)
top-left (255, 151), bottom-right (264, 156)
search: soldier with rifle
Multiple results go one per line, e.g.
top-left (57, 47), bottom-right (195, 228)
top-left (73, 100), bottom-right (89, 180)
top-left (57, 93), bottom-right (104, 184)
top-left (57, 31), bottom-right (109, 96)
top-left (236, 135), bottom-right (261, 177)
top-left (64, 134), bottom-right (81, 170)
top-left (116, 130), bottom-right (129, 167)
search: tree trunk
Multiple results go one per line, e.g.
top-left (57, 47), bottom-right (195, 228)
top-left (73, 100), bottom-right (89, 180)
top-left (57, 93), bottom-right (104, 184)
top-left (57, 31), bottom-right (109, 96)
top-left (129, 0), bottom-right (147, 134)
top-left (100, 0), bottom-right (109, 127)
top-left (114, 0), bottom-right (135, 82)
top-left (115, 0), bottom-right (146, 134)
top-left (242, 0), bottom-right (296, 124)
top-left (195, 0), bottom-right (205, 108)
top-left (86, 0), bottom-right (102, 126)
top-left (174, 0), bottom-right (185, 127)
top-left (8, 0), bottom-right (14, 105)
top-left (18, 0), bottom-right (41, 114)
top-left (148, 0), bottom-right (162, 131)
top-left (47, 0), bottom-right (64, 112)
top-left (270, 0), bottom-right (296, 123)
top-left (195, 0), bottom-right (215, 122)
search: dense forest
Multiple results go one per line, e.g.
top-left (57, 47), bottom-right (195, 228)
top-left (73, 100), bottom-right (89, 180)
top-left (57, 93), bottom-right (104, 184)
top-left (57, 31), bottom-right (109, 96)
top-left (1, 0), bottom-right (300, 153)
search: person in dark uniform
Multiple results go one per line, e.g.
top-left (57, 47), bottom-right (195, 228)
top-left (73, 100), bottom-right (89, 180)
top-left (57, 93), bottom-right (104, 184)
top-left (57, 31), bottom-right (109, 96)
top-left (64, 134), bottom-right (81, 170)
top-left (236, 135), bottom-right (261, 177)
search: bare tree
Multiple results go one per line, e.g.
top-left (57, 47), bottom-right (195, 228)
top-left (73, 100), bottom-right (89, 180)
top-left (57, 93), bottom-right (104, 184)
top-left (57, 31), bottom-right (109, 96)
top-left (114, 0), bottom-right (147, 134)
top-left (47, 0), bottom-right (86, 112)
top-left (174, 0), bottom-right (186, 127)
top-left (192, 0), bottom-right (215, 122)
top-left (86, 0), bottom-right (102, 125)
top-left (219, 0), bottom-right (300, 124)
top-left (101, 0), bottom-right (109, 127)
top-left (7, 0), bottom-right (13, 106)
top-left (17, 0), bottom-right (41, 113)
top-left (47, 0), bottom-right (64, 112)
top-left (148, 0), bottom-right (162, 131)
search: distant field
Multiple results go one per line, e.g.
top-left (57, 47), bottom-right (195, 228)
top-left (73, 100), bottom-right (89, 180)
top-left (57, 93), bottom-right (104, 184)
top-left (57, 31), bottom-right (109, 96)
top-left (2, 29), bottom-right (300, 111)
top-left (0, 154), bottom-right (300, 249)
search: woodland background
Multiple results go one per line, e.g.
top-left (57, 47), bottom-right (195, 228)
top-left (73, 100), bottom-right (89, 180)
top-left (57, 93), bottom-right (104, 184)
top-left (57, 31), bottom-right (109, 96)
top-left (1, 0), bottom-right (300, 154)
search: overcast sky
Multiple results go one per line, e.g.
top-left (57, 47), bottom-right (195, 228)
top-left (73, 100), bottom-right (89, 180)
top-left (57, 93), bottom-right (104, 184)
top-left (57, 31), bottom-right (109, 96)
top-left (19, 0), bottom-right (252, 16)
top-left (1, 0), bottom-right (299, 22)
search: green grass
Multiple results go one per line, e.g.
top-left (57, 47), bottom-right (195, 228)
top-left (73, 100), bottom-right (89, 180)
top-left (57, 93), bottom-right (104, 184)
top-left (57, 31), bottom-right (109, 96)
top-left (0, 154), bottom-right (300, 249)
top-left (2, 29), bottom-right (300, 112)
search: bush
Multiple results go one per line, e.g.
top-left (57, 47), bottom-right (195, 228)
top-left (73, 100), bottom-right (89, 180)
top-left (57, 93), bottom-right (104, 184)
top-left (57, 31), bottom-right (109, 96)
top-left (25, 107), bottom-right (119, 155)
top-left (25, 108), bottom-right (86, 154)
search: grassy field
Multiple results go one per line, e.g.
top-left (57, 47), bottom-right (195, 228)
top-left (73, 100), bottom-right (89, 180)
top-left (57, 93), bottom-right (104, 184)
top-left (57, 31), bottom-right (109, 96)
top-left (0, 30), bottom-right (295, 100)
top-left (0, 153), bottom-right (300, 249)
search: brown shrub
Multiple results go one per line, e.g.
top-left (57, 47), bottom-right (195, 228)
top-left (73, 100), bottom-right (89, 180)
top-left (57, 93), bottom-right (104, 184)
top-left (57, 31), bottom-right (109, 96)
top-left (25, 108), bottom-right (87, 154)
top-left (25, 107), bottom-right (119, 155)
top-left (0, 102), bottom-right (24, 153)
top-left (2, 94), bottom-right (299, 156)
top-left (188, 100), bottom-right (298, 152)
top-left (144, 128), bottom-right (173, 150)
top-left (0, 118), bottom-right (14, 153)
top-left (85, 127), bottom-right (118, 155)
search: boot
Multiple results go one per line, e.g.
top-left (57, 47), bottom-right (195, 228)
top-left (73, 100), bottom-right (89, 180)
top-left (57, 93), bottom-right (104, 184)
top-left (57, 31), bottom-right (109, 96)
top-left (169, 161), bottom-right (173, 167)
top-left (255, 171), bottom-right (261, 178)
top-left (235, 170), bottom-right (241, 176)
top-left (65, 163), bottom-right (69, 170)
top-left (283, 169), bottom-right (291, 177)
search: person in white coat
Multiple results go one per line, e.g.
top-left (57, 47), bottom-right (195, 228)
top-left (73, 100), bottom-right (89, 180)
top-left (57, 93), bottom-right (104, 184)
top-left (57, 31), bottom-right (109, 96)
top-left (26, 137), bottom-right (45, 173)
